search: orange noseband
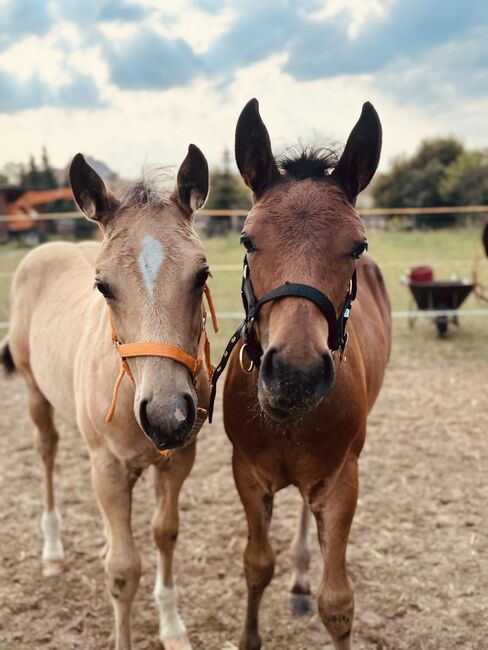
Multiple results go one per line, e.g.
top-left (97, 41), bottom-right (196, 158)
top-left (105, 284), bottom-right (219, 454)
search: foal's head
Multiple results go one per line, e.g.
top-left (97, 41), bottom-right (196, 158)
top-left (235, 99), bottom-right (381, 420)
top-left (70, 146), bottom-right (209, 450)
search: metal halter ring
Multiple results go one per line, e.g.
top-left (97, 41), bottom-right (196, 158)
top-left (239, 344), bottom-right (254, 373)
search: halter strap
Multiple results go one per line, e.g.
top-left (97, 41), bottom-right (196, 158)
top-left (106, 284), bottom-right (218, 431)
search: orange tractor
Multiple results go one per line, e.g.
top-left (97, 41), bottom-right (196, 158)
top-left (4, 187), bottom-right (74, 236)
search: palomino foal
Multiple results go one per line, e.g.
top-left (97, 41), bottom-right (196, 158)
top-left (218, 100), bottom-right (391, 649)
top-left (1, 145), bottom-right (214, 650)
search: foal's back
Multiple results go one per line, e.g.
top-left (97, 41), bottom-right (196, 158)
top-left (9, 241), bottom-right (103, 421)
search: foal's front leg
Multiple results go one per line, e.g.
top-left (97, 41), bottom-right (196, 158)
top-left (289, 499), bottom-right (312, 615)
top-left (311, 456), bottom-right (359, 650)
top-left (91, 447), bottom-right (141, 650)
top-left (152, 442), bottom-right (196, 650)
top-left (233, 452), bottom-right (275, 650)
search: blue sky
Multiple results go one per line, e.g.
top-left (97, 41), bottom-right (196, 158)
top-left (0, 0), bottom-right (486, 178)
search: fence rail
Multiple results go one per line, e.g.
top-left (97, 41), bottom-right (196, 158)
top-left (1, 205), bottom-right (488, 224)
top-left (1, 308), bottom-right (488, 331)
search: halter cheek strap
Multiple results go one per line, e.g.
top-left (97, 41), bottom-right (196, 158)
top-left (105, 284), bottom-right (218, 433)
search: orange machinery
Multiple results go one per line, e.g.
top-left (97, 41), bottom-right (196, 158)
top-left (7, 188), bottom-right (74, 232)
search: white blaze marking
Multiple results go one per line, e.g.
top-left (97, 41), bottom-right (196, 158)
top-left (138, 235), bottom-right (164, 296)
top-left (174, 408), bottom-right (186, 423)
top-left (41, 509), bottom-right (64, 561)
top-left (154, 561), bottom-right (187, 639)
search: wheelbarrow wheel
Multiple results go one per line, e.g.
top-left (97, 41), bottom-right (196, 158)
top-left (435, 315), bottom-right (448, 337)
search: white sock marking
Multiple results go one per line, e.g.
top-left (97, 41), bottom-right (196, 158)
top-left (154, 562), bottom-right (187, 639)
top-left (41, 509), bottom-right (64, 561)
top-left (138, 235), bottom-right (164, 296)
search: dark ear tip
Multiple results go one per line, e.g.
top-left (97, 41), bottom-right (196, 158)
top-left (69, 154), bottom-right (86, 184)
top-left (70, 152), bottom-right (85, 168)
top-left (362, 101), bottom-right (381, 124)
top-left (187, 143), bottom-right (205, 158)
top-left (242, 97), bottom-right (259, 115)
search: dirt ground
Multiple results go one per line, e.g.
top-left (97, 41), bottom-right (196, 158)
top-left (0, 355), bottom-right (487, 650)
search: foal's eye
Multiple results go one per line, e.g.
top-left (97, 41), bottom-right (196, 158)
top-left (194, 267), bottom-right (210, 289)
top-left (240, 235), bottom-right (256, 253)
top-left (94, 280), bottom-right (114, 300)
top-left (351, 242), bottom-right (368, 260)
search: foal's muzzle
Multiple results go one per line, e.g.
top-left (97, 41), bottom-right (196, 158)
top-left (138, 392), bottom-right (196, 450)
top-left (258, 347), bottom-right (335, 420)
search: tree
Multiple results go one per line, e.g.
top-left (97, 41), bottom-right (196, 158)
top-left (205, 148), bottom-right (251, 235)
top-left (40, 146), bottom-right (58, 190)
top-left (21, 155), bottom-right (42, 188)
top-left (440, 150), bottom-right (488, 206)
top-left (206, 147), bottom-right (251, 210)
top-left (373, 138), bottom-right (464, 208)
top-left (372, 138), bottom-right (465, 227)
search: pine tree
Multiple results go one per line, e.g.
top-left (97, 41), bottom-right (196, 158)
top-left (40, 146), bottom-right (58, 190)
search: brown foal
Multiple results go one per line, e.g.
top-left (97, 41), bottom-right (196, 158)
top-left (221, 99), bottom-right (391, 649)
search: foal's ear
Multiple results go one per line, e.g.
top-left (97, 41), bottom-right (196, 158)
top-left (332, 102), bottom-right (382, 205)
top-left (175, 144), bottom-right (209, 215)
top-left (69, 154), bottom-right (119, 224)
top-left (235, 98), bottom-right (280, 200)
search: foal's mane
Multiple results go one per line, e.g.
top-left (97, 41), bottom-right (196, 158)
top-left (117, 170), bottom-right (173, 212)
top-left (278, 146), bottom-right (340, 181)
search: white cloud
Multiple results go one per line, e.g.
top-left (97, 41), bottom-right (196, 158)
top-left (0, 54), bottom-right (451, 180)
top-left (0, 0), bottom-right (486, 180)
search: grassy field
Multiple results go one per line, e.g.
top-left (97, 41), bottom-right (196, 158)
top-left (1, 225), bottom-right (487, 363)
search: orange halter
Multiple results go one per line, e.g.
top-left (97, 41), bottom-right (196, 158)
top-left (105, 285), bottom-right (218, 447)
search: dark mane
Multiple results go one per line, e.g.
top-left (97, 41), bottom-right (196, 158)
top-left (278, 146), bottom-right (340, 181)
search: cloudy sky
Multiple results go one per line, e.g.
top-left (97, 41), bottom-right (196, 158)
top-left (0, 0), bottom-right (487, 179)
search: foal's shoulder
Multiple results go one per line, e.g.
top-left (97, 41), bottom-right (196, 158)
top-left (357, 254), bottom-right (384, 280)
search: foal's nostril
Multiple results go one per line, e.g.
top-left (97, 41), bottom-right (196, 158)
top-left (176, 393), bottom-right (196, 432)
top-left (261, 346), bottom-right (278, 380)
top-left (322, 350), bottom-right (335, 393)
top-left (139, 399), bottom-right (150, 433)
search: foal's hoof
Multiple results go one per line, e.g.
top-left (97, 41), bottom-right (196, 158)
top-left (161, 634), bottom-right (192, 650)
top-left (290, 592), bottom-right (313, 616)
top-left (42, 558), bottom-right (64, 577)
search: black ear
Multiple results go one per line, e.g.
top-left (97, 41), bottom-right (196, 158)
top-left (235, 98), bottom-right (280, 199)
top-left (332, 102), bottom-right (382, 205)
top-left (175, 144), bottom-right (209, 215)
top-left (69, 154), bottom-right (119, 224)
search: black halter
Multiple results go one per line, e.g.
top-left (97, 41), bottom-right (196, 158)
top-left (208, 256), bottom-right (357, 422)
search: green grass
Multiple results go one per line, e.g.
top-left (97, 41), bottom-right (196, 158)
top-left (1, 227), bottom-right (487, 363)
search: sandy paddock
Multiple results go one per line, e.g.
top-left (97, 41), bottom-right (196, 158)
top-left (0, 356), bottom-right (487, 649)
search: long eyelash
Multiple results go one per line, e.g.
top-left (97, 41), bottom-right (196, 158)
top-left (352, 242), bottom-right (368, 259)
top-left (240, 236), bottom-right (256, 252)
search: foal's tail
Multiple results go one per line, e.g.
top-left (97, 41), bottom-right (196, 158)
top-left (0, 337), bottom-right (16, 375)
